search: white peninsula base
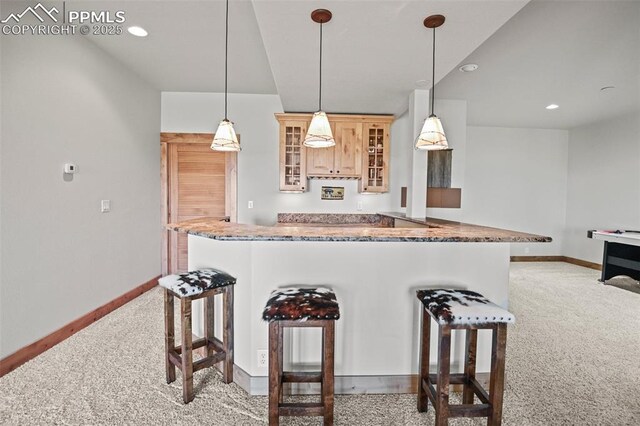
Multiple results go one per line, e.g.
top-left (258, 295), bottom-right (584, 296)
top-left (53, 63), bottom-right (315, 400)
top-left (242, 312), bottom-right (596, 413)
top-left (187, 235), bottom-right (511, 396)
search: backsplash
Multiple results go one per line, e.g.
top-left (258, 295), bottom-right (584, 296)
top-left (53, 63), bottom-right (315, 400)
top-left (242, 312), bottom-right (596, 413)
top-left (277, 213), bottom-right (394, 227)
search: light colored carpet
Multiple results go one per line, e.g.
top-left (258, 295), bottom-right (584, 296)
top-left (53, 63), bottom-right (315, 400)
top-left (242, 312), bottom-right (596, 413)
top-left (1, 262), bottom-right (639, 425)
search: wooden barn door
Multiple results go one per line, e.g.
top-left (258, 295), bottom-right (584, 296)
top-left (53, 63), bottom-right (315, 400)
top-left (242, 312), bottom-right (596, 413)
top-left (161, 133), bottom-right (237, 275)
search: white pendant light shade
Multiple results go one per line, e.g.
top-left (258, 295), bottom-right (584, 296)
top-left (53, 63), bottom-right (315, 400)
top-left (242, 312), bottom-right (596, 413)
top-left (415, 115), bottom-right (448, 150)
top-left (304, 111), bottom-right (335, 148)
top-left (211, 0), bottom-right (240, 153)
top-left (416, 15), bottom-right (449, 151)
top-left (211, 119), bottom-right (240, 151)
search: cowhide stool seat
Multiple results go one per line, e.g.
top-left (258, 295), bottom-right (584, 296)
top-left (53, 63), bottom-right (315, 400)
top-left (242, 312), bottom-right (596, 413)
top-left (262, 287), bottom-right (340, 426)
top-left (416, 289), bottom-right (515, 426)
top-left (159, 268), bottom-right (235, 403)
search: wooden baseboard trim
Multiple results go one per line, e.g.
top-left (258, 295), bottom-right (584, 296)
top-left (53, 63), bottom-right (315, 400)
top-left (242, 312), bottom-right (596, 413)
top-left (0, 275), bottom-right (159, 377)
top-left (561, 256), bottom-right (601, 271)
top-left (510, 256), bottom-right (564, 262)
top-left (510, 256), bottom-right (601, 271)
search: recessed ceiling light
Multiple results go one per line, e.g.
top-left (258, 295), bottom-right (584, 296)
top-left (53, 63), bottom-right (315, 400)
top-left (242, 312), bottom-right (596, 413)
top-left (600, 86), bottom-right (615, 91)
top-left (127, 26), bottom-right (148, 37)
top-left (459, 63), bottom-right (478, 72)
top-left (546, 104), bottom-right (559, 110)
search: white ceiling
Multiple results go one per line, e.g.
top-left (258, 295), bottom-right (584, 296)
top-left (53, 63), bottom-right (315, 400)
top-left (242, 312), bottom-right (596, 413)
top-left (78, 0), bottom-right (639, 129)
top-left (435, 0), bottom-right (640, 129)
top-left (82, 0), bottom-right (527, 114)
top-left (251, 0), bottom-right (528, 114)
top-left (83, 0), bottom-right (277, 94)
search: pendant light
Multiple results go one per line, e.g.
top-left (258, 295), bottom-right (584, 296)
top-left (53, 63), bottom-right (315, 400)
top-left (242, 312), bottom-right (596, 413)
top-left (416, 14), bottom-right (448, 150)
top-left (304, 9), bottom-right (335, 148)
top-left (212, 0), bottom-right (240, 152)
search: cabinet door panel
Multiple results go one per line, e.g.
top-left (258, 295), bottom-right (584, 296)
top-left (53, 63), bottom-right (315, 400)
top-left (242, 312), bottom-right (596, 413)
top-left (279, 120), bottom-right (307, 191)
top-left (334, 122), bottom-right (362, 177)
top-left (306, 122), bottom-right (337, 176)
top-left (360, 122), bottom-right (390, 193)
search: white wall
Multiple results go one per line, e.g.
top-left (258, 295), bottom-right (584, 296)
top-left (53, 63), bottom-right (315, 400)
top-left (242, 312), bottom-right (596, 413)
top-left (406, 90), bottom-right (429, 218)
top-left (161, 93), bottom-right (410, 225)
top-left (461, 126), bottom-right (569, 256)
top-left (0, 35), bottom-right (161, 358)
top-left (564, 111), bottom-right (640, 263)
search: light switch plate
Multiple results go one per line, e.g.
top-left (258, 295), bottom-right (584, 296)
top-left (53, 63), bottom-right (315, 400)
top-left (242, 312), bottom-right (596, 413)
top-left (101, 200), bottom-right (111, 213)
top-left (64, 163), bottom-right (77, 174)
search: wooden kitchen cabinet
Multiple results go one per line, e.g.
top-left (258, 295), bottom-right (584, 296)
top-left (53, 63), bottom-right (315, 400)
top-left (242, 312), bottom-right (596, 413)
top-left (359, 121), bottom-right (390, 193)
top-left (278, 119), bottom-right (307, 192)
top-left (307, 121), bottom-right (361, 178)
top-left (305, 121), bottom-right (336, 176)
top-left (275, 113), bottom-right (393, 192)
top-left (333, 121), bottom-right (362, 177)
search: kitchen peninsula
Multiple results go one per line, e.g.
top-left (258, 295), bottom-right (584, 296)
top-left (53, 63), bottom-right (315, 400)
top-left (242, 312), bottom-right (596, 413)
top-left (168, 213), bottom-right (550, 395)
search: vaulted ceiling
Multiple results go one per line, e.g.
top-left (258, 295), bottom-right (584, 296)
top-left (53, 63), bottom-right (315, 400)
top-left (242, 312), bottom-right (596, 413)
top-left (79, 0), bottom-right (639, 129)
top-left (435, 0), bottom-right (640, 129)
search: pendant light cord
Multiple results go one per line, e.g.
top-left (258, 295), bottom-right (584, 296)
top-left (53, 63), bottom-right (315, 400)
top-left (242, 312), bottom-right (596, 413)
top-left (319, 21), bottom-right (323, 111)
top-left (224, 0), bottom-right (229, 120)
top-left (430, 26), bottom-right (435, 117)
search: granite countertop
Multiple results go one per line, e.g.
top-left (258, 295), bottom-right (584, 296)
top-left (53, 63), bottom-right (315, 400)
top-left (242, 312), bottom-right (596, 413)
top-left (167, 213), bottom-right (552, 243)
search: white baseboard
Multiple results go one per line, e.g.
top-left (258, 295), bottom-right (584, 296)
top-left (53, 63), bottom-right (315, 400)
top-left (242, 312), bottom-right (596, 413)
top-left (232, 365), bottom-right (489, 396)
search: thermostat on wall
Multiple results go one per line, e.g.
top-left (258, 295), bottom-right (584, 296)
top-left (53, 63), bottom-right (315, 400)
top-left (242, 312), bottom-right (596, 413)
top-left (64, 163), bottom-right (77, 174)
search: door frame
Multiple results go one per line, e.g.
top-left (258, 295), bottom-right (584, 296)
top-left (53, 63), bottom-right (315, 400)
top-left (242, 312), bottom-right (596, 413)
top-left (160, 132), bottom-right (238, 276)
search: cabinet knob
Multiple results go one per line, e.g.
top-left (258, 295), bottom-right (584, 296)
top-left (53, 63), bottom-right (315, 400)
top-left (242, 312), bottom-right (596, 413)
top-left (330, 170), bottom-right (333, 173)
top-left (336, 170), bottom-right (340, 174)
top-left (364, 188), bottom-right (367, 191)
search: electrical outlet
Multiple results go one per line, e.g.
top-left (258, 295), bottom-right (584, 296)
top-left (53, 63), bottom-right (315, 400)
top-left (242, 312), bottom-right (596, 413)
top-left (257, 350), bottom-right (268, 367)
top-left (101, 200), bottom-right (111, 213)
top-left (357, 201), bottom-right (363, 211)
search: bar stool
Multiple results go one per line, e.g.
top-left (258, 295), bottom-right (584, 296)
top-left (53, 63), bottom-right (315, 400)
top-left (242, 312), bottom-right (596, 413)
top-left (416, 289), bottom-right (515, 426)
top-left (262, 287), bottom-right (340, 426)
top-left (159, 268), bottom-right (235, 403)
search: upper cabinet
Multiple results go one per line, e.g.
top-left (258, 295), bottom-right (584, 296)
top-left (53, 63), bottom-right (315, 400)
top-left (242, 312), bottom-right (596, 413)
top-left (278, 119), bottom-right (307, 192)
top-left (359, 121), bottom-right (390, 193)
top-left (306, 121), bottom-right (336, 176)
top-left (307, 121), bottom-right (362, 178)
top-left (333, 121), bottom-right (362, 177)
top-left (275, 113), bottom-right (394, 193)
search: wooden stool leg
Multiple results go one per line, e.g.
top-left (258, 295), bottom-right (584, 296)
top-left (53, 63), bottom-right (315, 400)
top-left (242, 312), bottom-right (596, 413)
top-left (435, 325), bottom-right (451, 426)
top-left (417, 308), bottom-right (431, 412)
top-left (204, 294), bottom-right (215, 359)
top-left (463, 328), bottom-right (478, 404)
top-left (322, 321), bottom-right (335, 426)
top-left (320, 324), bottom-right (324, 406)
top-left (268, 322), bottom-right (281, 426)
top-left (278, 323), bottom-right (284, 404)
top-left (181, 298), bottom-right (194, 403)
top-left (222, 286), bottom-right (234, 384)
top-left (164, 289), bottom-right (176, 384)
top-left (488, 324), bottom-right (507, 426)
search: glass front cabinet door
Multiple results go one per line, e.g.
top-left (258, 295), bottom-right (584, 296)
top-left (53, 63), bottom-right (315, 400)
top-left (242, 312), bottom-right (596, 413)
top-left (359, 122), bottom-right (390, 193)
top-left (278, 119), bottom-right (308, 192)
